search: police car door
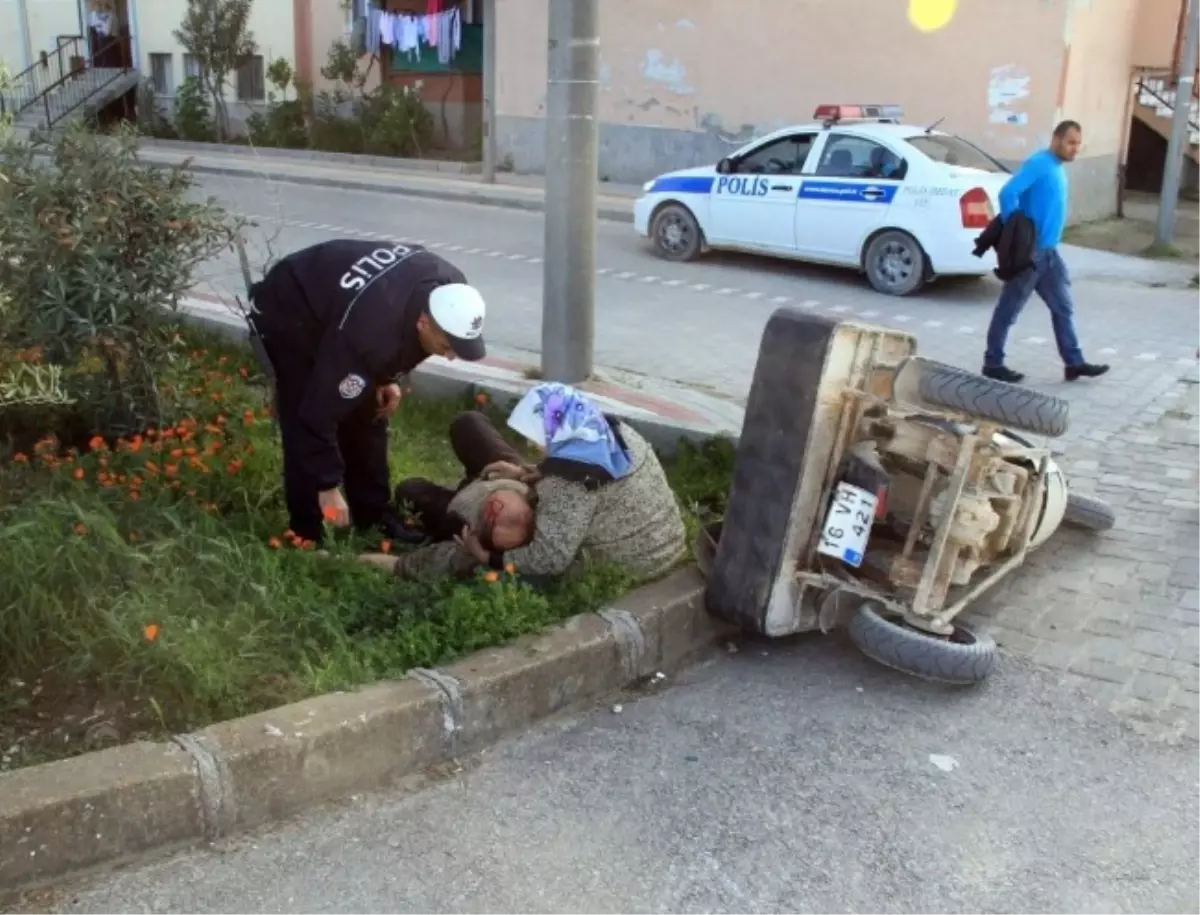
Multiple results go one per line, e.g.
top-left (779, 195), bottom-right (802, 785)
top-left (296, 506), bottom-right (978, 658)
top-left (794, 132), bottom-right (905, 262)
top-left (707, 132), bottom-right (815, 252)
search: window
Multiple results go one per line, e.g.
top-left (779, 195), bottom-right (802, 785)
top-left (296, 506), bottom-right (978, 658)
top-left (149, 53), bottom-right (174, 95)
top-left (182, 53), bottom-right (203, 81)
top-left (236, 55), bottom-right (265, 101)
top-left (735, 134), bottom-right (816, 175)
top-left (815, 134), bottom-right (907, 180)
top-left (906, 134), bottom-right (1009, 174)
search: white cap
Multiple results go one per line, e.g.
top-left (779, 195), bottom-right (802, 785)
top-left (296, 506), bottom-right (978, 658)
top-left (428, 283), bottom-right (487, 361)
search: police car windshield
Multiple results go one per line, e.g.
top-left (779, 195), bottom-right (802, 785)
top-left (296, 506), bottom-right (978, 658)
top-left (906, 135), bottom-right (1009, 174)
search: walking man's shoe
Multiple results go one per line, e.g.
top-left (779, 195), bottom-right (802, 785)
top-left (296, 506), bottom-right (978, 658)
top-left (982, 365), bottom-right (1026, 384)
top-left (1065, 362), bottom-right (1110, 382)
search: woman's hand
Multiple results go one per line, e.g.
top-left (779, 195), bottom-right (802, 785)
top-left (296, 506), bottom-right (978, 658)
top-left (481, 460), bottom-right (541, 484)
top-left (454, 525), bottom-right (491, 564)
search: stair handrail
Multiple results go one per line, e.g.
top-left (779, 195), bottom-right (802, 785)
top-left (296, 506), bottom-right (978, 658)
top-left (1136, 74), bottom-right (1200, 131)
top-left (3, 36), bottom-right (85, 118)
top-left (40, 34), bottom-right (135, 130)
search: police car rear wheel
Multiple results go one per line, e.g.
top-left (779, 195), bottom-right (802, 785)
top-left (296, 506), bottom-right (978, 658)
top-left (864, 230), bottom-right (926, 297)
top-left (650, 204), bottom-right (703, 262)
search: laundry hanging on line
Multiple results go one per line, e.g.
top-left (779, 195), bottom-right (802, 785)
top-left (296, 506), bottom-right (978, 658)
top-left (361, 5), bottom-right (463, 66)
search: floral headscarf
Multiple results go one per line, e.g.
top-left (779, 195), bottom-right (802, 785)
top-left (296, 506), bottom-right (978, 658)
top-left (507, 382), bottom-right (633, 480)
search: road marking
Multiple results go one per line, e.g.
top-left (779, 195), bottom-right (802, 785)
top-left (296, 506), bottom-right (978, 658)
top-left (445, 244), bottom-right (464, 252)
top-left (830, 305), bottom-right (851, 313)
top-left (1023, 336), bottom-right (1047, 344)
top-left (691, 283), bottom-right (710, 292)
top-left (528, 256), bottom-right (543, 265)
top-left (1135, 352), bottom-right (1160, 361)
top-left (801, 299), bottom-right (820, 308)
top-left (664, 279), bottom-right (685, 287)
top-left (770, 295), bottom-right (791, 304)
top-left (957, 326), bottom-right (975, 334)
top-left (859, 309), bottom-right (879, 318)
top-left (743, 291), bottom-right (763, 300)
top-left (641, 275), bottom-right (661, 283)
top-left (1099, 347), bottom-right (1119, 355)
top-left (507, 253), bottom-right (526, 261)
top-left (924, 320), bottom-right (944, 328)
top-left (597, 267), bottom-right (613, 275)
top-left (486, 250), bottom-right (503, 257)
top-left (715, 287), bottom-right (738, 295)
top-left (616, 271), bottom-right (637, 279)
top-left (893, 315), bottom-right (912, 322)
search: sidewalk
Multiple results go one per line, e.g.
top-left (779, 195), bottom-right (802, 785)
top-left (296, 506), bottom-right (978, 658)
top-left (136, 141), bottom-right (640, 224)
top-left (178, 292), bottom-right (745, 450)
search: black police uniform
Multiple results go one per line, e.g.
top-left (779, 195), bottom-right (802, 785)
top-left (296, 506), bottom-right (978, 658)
top-left (249, 239), bottom-right (472, 542)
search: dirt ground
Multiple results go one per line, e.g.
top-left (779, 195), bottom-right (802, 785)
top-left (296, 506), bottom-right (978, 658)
top-left (1065, 190), bottom-right (1200, 263)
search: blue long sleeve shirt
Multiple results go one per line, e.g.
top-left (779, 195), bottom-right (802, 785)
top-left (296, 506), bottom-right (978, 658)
top-left (998, 148), bottom-right (1069, 250)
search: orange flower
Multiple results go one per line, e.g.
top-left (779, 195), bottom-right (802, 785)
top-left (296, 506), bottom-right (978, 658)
top-left (239, 366), bottom-right (249, 379)
top-left (483, 570), bottom-right (500, 583)
top-left (283, 529), bottom-right (297, 541)
top-left (13, 453), bottom-right (28, 463)
top-left (72, 467), bottom-right (85, 481)
top-left (143, 623), bottom-right (160, 642)
top-left (144, 460), bottom-right (160, 476)
top-left (164, 463), bottom-right (179, 476)
top-left (268, 536), bottom-right (282, 549)
top-left (184, 446), bottom-right (197, 457)
top-left (215, 414), bottom-right (226, 426)
top-left (170, 448), bottom-right (184, 458)
top-left (225, 459), bottom-right (242, 475)
top-left (204, 423), bottom-right (222, 436)
top-left (242, 409), bottom-right (255, 426)
top-left (475, 391), bottom-right (489, 405)
top-left (379, 539), bottom-right (392, 554)
top-left (127, 489), bottom-right (141, 502)
top-left (98, 457), bottom-right (108, 468)
top-left (73, 522), bottom-right (87, 536)
top-left (504, 562), bottom-right (516, 575)
top-left (322, 506), bottom-right (338, 521)
top-left (88, 435), bottom-right (106, 452)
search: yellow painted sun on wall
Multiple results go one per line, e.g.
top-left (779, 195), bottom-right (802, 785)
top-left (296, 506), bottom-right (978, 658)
top-left (908, 0), bottom-right (957, 32)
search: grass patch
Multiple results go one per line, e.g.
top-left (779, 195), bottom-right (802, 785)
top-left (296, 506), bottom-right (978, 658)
top-left (0, 330), bottom-right (733, 770)
top-left (1140, 241), bottom-right (1186, 259)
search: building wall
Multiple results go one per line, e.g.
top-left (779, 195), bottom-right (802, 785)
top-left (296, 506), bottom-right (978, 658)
top-left (302, 0), bottom-right (382, 94)
top-left (495, 0), bottom-right (1068, 183)
top-left (0, 0), bottom-right (85, 74)
top-left (137, 0), bottom-right (296, 131)
top-left (1058, 0), bottom-right (1142, 221)
top-left (1132, 0), bottom-right (1184, 70)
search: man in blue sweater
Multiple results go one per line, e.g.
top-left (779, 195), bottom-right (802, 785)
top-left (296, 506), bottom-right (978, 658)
top-left (982, 120), bottom-right (1109, 384)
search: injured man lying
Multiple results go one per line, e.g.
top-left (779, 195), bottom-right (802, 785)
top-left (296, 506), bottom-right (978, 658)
top-left (359, 383), bottom-right (686, 583)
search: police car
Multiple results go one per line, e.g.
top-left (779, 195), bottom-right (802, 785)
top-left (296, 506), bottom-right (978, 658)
top-left (633, 104), bottom-right (1010, 296)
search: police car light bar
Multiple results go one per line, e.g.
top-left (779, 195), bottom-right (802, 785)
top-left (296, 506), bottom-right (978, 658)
top-left (814, 104), bottom-right (904, 124)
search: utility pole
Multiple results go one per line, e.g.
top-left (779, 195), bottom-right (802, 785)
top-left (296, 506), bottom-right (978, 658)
top-left (480, 0), bottom-right (497, 183)
top-left (540, 0), bottom-right (599, 384)
top-left (1155, 0), bottom-right (1198, 247)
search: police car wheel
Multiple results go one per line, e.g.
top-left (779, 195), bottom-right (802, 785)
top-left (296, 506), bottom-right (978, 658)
top-left (863, 230), bottom-right (927, 297)
top-left (650, 203), bottom-right (703, 262)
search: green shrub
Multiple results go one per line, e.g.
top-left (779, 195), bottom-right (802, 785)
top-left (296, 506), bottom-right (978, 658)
top-left (0, 124), bottom-right (240, 437)
top-left (173, 76), bottom-right (216, 142)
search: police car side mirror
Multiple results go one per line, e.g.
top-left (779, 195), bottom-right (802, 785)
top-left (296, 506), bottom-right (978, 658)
top-left (716, 158), bottom-right (734, 175)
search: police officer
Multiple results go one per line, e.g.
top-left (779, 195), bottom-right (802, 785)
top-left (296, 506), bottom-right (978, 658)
top-left (249, 239), bottom-right (488, 544)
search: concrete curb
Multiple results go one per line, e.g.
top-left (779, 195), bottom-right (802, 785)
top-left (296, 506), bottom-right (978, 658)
top-left (138, 155), bottom-right (637, 225)
top-left (0, 569), bottom-right (732, 891)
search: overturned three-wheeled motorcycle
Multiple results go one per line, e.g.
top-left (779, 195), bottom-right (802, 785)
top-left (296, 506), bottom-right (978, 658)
top-left (697, 308), bottom-right (1115, 684)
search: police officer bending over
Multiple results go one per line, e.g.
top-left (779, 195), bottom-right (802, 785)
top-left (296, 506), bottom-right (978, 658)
top-left (249, 239), bottom-right (487, 544)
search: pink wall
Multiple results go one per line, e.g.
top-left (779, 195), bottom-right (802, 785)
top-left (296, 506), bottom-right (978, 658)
top-left (1060, 0), bottom-right (1141, 158)
top-left (1131, 0), bottom-right (1184, 70)
top-left (496, 0), bottom-right (1069, 159)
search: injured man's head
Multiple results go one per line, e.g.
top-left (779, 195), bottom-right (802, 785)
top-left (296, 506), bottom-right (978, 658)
top-left (447, 478), bottom-right (535, 552)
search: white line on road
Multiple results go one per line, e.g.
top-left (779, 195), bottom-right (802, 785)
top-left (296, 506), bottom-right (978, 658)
top-left (1135, 352), bottom-right (1160, 361)
top-left (924, 320), bottom-right (944, 328)
top-left (1023, 337), bottom-right (1047, 344)
top-left (770, 295), bottom-right (791, 304)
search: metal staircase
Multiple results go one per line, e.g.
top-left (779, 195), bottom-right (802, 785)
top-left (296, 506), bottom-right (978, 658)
top-left (0, 35), bottom-right (140, 135)
top-left (1134, 74), bottom-right (1200, 159)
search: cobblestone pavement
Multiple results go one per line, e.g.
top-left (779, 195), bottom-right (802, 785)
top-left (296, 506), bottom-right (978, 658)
top-left (192, 174), bottom-right (1200, 737)
top-left (964, 366), bottom-right (1200, 741)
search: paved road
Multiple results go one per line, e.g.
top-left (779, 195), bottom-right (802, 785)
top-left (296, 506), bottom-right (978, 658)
top-left (52, 643), bottom-right (1199, 914)
top-left (190, 174), bottom-right (1199, 442)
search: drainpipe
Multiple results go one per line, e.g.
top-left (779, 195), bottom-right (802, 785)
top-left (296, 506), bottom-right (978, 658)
top-left (17, 0), bottom-right (33, 70)
top-left (1116, 70), bottom-right (1139, 219)
top-left (126, 0), bottom-right (141, 73)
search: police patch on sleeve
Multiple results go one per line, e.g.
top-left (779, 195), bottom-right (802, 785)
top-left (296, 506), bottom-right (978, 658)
top-left (338, 373), bottom-right (367, 400)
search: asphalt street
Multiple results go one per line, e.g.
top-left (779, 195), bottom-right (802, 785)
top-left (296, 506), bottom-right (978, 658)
top-left (52, 639), bottom-right (1199, 914)
top-left (189, 173), bottom-right (1200, 421)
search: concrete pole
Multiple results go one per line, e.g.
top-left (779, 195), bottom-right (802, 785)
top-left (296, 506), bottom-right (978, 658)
top-left (1155, 0), bottom-right (1199, 247)
top-left (480, 0), bottom-right (497, 183)
top-left (540, 0), bottom-right (599, 384)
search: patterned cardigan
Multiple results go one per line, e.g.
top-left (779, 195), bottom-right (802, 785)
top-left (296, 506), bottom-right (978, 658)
top-left (391, 423), bottom-right (686, 582)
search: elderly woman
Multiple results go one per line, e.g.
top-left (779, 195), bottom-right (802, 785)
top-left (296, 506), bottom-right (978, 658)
top-left (361, 383), bottom-right (686, 582)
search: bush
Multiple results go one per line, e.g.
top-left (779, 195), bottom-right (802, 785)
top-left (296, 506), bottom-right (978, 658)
top-left (245, 56), bottom-right (310, 150)
top-left (0, 124), bottom-right (240, 438)
top-left (360, 84), bottom-right (435, 158)
top-left (173, 75), bottom-right (217, 142)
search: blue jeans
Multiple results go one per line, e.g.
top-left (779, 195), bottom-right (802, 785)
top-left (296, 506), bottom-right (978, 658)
top-left (984, 247), bottom-right (1084, 368)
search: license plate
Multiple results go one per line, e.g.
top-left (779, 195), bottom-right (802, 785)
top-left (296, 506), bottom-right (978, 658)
top-left (817, 482), bottom-right (878, 569)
